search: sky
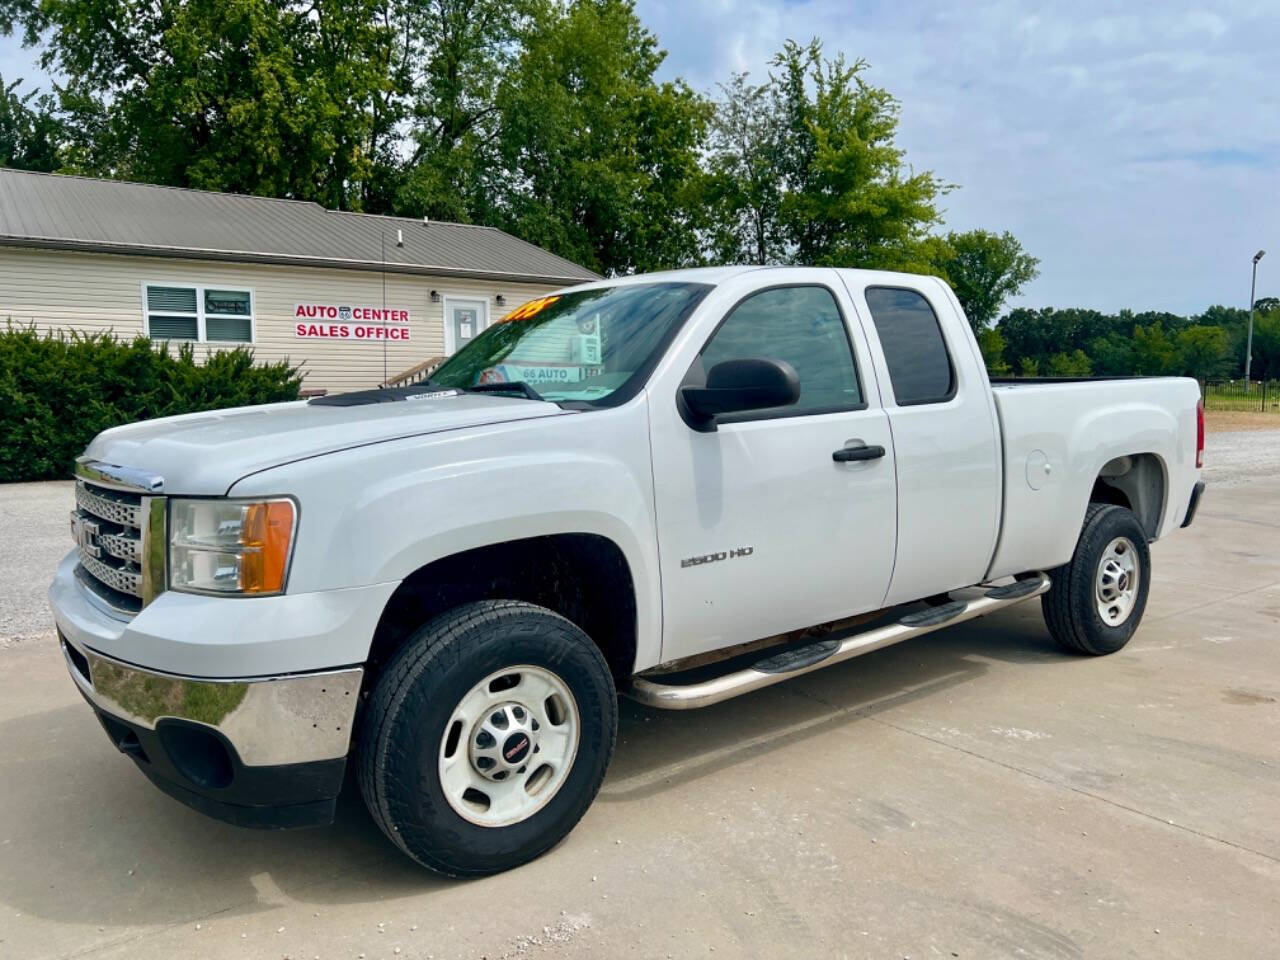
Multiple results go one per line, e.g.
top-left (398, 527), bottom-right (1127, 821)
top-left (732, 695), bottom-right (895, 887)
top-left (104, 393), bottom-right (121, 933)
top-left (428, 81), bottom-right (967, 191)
top-left (3, 0), bottom-right (1279, 315)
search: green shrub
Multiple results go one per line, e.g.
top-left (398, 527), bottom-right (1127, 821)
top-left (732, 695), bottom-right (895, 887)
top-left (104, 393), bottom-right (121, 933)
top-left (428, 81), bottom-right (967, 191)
top-left (0, 325), bottom-right (303, 482)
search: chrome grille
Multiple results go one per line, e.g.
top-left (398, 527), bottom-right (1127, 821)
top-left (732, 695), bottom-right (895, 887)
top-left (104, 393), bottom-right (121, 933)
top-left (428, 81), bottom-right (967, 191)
top-left (72, 478), bottom-right (148, 615)
top-left (75, 483), bottom-right (143, 528)
top-left (78, 549), bottom-right (143, 596)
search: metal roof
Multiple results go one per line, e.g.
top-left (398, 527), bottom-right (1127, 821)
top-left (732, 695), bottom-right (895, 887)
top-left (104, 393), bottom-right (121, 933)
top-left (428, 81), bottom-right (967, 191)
top-left (0, 168), bottom-right (599, 285)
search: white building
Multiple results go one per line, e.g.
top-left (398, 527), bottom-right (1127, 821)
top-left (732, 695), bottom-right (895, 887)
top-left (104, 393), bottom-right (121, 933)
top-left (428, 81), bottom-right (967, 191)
top-left (0, 168), bottom-right (598, 393)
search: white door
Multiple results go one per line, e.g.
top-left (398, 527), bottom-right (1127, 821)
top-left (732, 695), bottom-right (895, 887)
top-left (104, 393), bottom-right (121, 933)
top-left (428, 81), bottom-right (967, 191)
top-left (843, 276), bottom-right (1002, 605)
top-left (649, 278), bottom-right (898, 663)
top-left (444, 298), bottom-right (488, 355)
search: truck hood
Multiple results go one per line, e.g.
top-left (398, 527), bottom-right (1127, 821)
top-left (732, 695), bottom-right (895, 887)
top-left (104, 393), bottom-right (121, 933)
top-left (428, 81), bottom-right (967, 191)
top-left (83, 392), bottom-right (571, 495)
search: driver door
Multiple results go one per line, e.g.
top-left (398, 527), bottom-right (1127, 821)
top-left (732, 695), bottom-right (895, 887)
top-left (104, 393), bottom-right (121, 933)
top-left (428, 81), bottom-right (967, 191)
top-left (649, 279), bottom-right (898, 663)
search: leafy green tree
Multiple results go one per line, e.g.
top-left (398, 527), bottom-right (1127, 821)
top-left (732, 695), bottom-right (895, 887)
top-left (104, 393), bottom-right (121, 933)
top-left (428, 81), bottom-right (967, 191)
top-left (492, 0), bottom-right (710, 274)
top-left (1248, 311), bottom-right (1280, 380)
top-left (1045, 349), bottom-right (1092, 377)
top-left (941, 229), bottom-right (1039, 332)
top-left (976, 327), bottom-right (1010, 375)
top-left (1088, 333), bottom-right (1135, 376)
top-left (1017, 355), bottom-right (1040, 377)
top-left (385, 0), bottom-right (536, 222)
top-left (8, 0), bottom-right (396, 208)
top-left (702, 73), bottom-right (785, 265)
top-left (1131, 322), bottom-right (1177, 375)
top-left (769, 39), bottom-right (948, 271)
top-left (0, 74), bottom-right (59, 170)
top-left (1175, 325), bottom-right (1230, 380)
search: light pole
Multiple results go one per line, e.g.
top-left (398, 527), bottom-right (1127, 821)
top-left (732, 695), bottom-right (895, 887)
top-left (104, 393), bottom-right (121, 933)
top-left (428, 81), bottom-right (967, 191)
top-left (1246, 249), bottom-right (1265, 385)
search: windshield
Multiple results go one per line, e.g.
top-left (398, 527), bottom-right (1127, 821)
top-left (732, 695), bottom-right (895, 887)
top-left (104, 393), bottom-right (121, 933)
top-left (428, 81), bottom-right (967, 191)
top-left (428, 282), bottom-right (712, 405)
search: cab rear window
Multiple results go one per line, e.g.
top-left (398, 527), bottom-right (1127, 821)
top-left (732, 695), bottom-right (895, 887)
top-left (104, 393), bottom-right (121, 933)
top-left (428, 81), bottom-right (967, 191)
top-left (864, 287), bottom-right (955, 405)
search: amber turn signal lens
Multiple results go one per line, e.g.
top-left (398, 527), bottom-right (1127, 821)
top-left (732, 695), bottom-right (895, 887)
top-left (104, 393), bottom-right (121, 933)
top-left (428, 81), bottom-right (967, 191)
top-left (239, 500), bottom-right (295, 593)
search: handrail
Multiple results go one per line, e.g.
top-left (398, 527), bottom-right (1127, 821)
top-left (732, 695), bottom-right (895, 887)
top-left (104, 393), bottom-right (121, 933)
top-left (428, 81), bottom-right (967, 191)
top-left (382, 356), bottom-right (446, 388)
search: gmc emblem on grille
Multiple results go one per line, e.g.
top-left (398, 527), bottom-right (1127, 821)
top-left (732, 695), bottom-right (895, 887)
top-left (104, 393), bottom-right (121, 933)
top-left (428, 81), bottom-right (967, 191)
top-left (70, 512), bottom-right (101, 558)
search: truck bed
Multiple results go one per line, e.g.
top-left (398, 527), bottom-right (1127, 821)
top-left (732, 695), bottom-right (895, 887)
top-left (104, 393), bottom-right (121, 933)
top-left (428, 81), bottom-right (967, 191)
top-left (986, 376), bottom-right (1202, 580)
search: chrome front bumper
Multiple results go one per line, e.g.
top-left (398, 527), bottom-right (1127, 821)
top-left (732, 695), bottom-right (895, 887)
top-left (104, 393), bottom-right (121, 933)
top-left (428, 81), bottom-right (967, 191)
top-left (60, 632), bottom-right (361, 767)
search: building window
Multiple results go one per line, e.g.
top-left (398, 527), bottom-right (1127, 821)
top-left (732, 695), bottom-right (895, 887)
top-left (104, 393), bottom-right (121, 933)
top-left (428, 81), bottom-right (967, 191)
top-left (144, 284), bottom-right (254, 342)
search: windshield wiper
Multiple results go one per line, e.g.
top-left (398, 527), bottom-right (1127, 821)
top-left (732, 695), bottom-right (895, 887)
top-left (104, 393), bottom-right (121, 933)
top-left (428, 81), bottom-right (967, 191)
top-left (459, 381), bottom-right (545, 402)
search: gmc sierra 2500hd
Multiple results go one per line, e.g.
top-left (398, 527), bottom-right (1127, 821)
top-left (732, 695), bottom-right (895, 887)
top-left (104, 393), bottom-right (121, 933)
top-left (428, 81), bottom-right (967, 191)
top-left (51, 266), bottom-right (1205, 876)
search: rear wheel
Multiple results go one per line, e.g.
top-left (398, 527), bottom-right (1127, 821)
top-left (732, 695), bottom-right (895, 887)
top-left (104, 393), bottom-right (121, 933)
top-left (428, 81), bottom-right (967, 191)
top-left (357, 600), bottom-right (617, 876)
top-left (1042, 503), bottom-right (1151, 655)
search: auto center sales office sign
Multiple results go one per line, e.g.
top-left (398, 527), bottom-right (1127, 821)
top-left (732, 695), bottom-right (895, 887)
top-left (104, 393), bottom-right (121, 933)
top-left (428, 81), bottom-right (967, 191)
top-left (294, 303), bottom-right (411, 341)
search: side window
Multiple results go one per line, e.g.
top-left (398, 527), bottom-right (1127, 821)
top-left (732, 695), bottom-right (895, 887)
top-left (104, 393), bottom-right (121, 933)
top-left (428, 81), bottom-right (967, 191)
top-left (697, 286), bottom-right (862, 416)
top-left (863, 287), bottom-right (954, 405)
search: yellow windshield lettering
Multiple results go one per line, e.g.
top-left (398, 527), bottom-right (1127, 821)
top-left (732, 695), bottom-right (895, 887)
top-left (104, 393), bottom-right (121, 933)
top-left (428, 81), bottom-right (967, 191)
top-left (500, 296), bottom-right (561, 323)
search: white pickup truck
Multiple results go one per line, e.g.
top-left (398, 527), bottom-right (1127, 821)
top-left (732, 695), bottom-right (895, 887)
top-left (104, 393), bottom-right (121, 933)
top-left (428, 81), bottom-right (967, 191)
top-left (51, 266), bottom-right (1205, 875)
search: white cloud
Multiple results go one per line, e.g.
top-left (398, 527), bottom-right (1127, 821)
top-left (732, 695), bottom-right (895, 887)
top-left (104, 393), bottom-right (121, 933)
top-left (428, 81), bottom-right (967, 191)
top-left (638, 0), bottom-right (1280, 314)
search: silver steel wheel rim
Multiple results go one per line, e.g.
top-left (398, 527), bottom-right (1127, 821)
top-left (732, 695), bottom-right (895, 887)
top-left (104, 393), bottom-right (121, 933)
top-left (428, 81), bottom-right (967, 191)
top-left (438, 665), bottom-right (580, 828)
top-left (1095, 536), bottom-right (1140, 626)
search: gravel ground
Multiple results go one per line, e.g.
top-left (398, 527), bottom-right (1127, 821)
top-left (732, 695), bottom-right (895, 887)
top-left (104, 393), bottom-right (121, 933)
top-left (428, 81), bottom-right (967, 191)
top-left (0, 480), bottom-right (73, 645)
top-left (1202, 428), bottom-right (1280, 488)
top-left (0, 428), bottom-right (1274, 644)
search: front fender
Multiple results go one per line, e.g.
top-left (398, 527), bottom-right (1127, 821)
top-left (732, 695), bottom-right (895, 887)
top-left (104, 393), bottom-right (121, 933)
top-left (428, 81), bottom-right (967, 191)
top-left (229, 401), bottom-right (663, 670)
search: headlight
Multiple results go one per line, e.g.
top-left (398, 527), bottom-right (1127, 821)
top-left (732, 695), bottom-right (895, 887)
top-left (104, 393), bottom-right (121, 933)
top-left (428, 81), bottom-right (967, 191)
top-left (169, 498), bottom-right (296, 595)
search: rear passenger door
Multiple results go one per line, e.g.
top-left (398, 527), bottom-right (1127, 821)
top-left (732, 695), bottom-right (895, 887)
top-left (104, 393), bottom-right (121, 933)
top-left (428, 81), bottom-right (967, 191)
top-left (844, 276), bottom-right (1002, 604)
top-left (649, 276), bottom-right (898, 663)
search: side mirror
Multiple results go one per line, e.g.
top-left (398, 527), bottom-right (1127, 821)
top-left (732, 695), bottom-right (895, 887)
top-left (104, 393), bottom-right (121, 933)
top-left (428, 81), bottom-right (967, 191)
top-left (680, 357), bottom-right (800, 429)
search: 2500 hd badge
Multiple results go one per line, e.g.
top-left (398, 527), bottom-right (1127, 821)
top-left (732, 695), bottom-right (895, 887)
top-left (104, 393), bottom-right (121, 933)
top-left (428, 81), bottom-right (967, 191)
top-left (681, 546), bottom-right (754, 568)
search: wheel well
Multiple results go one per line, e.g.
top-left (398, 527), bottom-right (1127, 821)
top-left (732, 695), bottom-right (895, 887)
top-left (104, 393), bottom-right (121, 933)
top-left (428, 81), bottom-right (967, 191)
top-left (365, 534), bottom-right (638, 690)
top-left (1091, 453), bottom-right (1165, 538)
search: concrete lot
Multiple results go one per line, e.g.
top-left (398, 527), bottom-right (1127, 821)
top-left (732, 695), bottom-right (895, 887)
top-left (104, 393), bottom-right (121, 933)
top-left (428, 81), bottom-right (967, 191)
top-left (1, 434), bottom-right (1277, 959)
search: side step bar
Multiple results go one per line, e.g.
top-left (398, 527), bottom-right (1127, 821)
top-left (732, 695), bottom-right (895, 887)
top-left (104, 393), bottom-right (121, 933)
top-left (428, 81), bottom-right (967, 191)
top-left (628, 573), bottom-right (1051, 710)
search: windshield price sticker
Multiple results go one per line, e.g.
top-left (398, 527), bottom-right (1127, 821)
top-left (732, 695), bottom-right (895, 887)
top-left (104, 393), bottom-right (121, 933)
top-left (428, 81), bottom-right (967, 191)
top-left (499, 296), bottom-right (561, 323)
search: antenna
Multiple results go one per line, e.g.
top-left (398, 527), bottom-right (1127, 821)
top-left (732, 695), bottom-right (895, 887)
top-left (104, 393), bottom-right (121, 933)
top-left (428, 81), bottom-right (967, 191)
top-left (381, 232), bottom-right (388, 385)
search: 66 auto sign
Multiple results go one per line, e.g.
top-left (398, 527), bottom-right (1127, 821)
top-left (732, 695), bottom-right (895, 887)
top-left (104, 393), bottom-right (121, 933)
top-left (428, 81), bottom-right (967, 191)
top-left (294, 303), bottom-right (411, 341)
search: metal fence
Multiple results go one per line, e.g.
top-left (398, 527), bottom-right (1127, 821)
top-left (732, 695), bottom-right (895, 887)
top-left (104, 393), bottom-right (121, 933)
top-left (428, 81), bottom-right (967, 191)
top-left (1201, 380), bottom-right (1280, 412)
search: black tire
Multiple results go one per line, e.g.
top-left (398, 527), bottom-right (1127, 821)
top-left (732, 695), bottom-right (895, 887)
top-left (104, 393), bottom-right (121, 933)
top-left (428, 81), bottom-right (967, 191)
top-left (357, 600), bottom-right (617, 876)
top-left (1042, 503), bottom-right (1151, 655)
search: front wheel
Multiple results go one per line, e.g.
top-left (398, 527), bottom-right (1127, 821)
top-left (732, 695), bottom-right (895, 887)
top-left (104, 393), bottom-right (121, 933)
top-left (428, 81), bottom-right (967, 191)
top-left (1042, 503), bottom-right (1151, 655)
top-left (357, 600), bottom-right (617, 876)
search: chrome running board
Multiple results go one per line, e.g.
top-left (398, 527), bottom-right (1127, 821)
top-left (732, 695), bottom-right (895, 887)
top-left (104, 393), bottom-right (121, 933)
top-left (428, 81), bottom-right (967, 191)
top-left (627, 573), bottom-right (1051, 710)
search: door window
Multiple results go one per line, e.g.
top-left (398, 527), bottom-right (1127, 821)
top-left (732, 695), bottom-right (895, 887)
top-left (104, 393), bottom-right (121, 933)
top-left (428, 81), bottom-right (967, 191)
top-left (863, 287), bottom-right (954, 405)
top-left (448, 301), bottom-right (485, 353)
top-left (695, 285), bottom-right (862, 417)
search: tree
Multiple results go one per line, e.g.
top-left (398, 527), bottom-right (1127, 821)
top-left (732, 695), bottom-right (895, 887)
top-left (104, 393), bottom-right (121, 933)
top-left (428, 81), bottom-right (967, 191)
top-left (976, 327), bottom-right (1010, 375)
top-left (769, 39), bottom-right (948, 271)
top-left (1175, 325), bottom-right (1230, 380)
top-left (1088, 333), bottom-right (1135, 376)
top-left (385, 0), bottom-right (534, 222)
top-left (702, 73), bottom-right (784, 265)
top-left (0, 74), bottom-right (59, 170)
top-left (1131, 322), bottom-right (1177, 375)
top-left (9, 0), bottom-right (396, 208)
top-left (1045, 349), bottom-right (1092, 377)
top-left (492, 0), bottom-right (710, 274)
top-left (941, 229), bottom-right (1039, 332)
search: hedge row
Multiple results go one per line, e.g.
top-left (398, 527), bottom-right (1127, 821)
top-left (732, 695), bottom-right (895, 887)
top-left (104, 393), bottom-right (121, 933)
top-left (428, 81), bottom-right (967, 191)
top-left (0, 325), bottom-right (303, 482)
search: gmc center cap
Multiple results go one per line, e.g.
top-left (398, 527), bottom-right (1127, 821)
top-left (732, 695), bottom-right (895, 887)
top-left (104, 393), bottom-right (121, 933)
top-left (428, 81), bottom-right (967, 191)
top-left (503, 732), bottom-right (532, 765)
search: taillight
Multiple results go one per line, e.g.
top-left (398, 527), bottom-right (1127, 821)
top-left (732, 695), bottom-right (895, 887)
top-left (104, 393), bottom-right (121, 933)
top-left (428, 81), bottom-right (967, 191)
top-left (1195, 398), bottom-right (1204, 469)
